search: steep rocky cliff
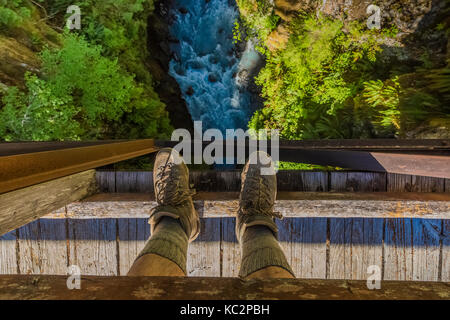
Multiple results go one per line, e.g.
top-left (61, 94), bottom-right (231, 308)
top-left (268, 0), bottom-right (448, 64)
top-left (147, 0), bottom-right (194, 132)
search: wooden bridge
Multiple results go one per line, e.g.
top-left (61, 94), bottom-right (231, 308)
top-left (0, 139), bottom-right (449, 299)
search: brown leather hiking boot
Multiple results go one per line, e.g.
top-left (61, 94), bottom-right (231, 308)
top-left (235, 151), bottom-right (282, 242)
top-left (149, 148), bottom-right (200, 242)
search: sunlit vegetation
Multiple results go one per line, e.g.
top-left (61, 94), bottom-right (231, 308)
top-left (0, 0), bottom-right (172, 141)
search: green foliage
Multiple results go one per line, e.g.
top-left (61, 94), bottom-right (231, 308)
top-left (0, 33), bottom-right (170, 141)
top-left (0, 0), bottom-right (30, 28)
top-left (363, 77), bottom-right (401, 130)
top-left (277, 161), bottom-right (339, 171)
top-left (427, 59), bottom-right (450, 102)
top-left (236, 0), bottom-right (279, 45)
top-left (0, 0), bottom-right (172, 142)
top-left (0, 74), bottom-right (81, 141)
top-left (249, 15), bottom-right (381, 139)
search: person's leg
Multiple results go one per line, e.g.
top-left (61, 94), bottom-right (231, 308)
top-left (128, 148), bottom-right (200, 277)
top-left (128, 217), bottom-right (188, 276)
top-left (241, 226), bottom-right (294, 279)
top-left (236, 151), bottom-right (295, 279)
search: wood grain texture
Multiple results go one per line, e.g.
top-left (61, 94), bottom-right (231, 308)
top-left (276, 219), bottom-right (292, 272)
top-left (442, 220), bottom-right (449, 281)
top-left (117, 218), bottom-right (150, 275)
top-left (55, 194), bottom-right (450, 220)
top-left (330, 172), bottom-right (386, 192)
top-left (349, 218), bottom-right (383, 280)
top-left (187, 218), bottom-right (221, 277)
top-left (0, 230), bottom-right (16, 274)
top-left (0, 170), bottom-right (97, 236)
top-left (328, 218), bottom-right (352, 279)
top-left (221, 218), bottom-right (240, 277)
top-left (96, 171), bottom-right (115, 193)
top-left (384, 218), bottom-right (413, 281)
top-left (17, 221), bottom-right (41, 275)
top-left (387, 174), bottom-right (413, 192)
top-left (115, 171), bottom-right (152, 193)
top-left (2, 275), bottom-right (448, 300)
top-left (277, 171), bottom-right (328, 192)
top-left (411, 219), bottom-right (441, 281)
top-left (291, 218), bottom-right (327, 279)
top-left (411, 176), bottom-right (445, 192)
top-left (34, 219), bottom-right (67, 275)
top-left (67, 218), bottom-right (118, 276)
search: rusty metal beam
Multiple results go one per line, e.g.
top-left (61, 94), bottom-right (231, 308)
top-left (278, 149), bottom-right (450, 179)
top-left (157, 139), bottom-right (450, 178)
top-left (0, 139), bottom-right (159, 194)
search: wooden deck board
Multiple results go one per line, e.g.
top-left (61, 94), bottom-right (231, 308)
top-left (117, 218), bottom-right (150, 276)
top-left (187, 218), bottom-right (221, 277)
top-left (291, 218), bottom-right (327, 279)
top-left (384, 218), bottom-right (414, 281)
top-left (0, 171), bottom-right (448, 281)
top-left (68, 219), bottom-right (118, 276)
top-left (221, 218), bottom-right (240, 277)
top-left (412, 219), bottom-right (442, 281)
top-left (0, 231), bottom-right (16, 274)
top-left (442, 220), bottom-right (449, 282)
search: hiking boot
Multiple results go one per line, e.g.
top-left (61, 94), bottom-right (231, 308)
top-left (149, 148), bottom-right (200, 242)
top-left (235, 151), bottom-right (282, 242)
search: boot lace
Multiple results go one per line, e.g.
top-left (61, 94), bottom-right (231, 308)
top-left (154, 162), bottom-right (195, 206)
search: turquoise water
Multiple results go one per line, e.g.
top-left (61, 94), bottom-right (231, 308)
top-left (168, 0), bottom-right (260, 132)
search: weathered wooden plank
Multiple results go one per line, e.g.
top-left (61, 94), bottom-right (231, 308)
top-left (190, 171), bottom-right (241, 192)
top-left (411, 219), bottom-right (441, 281)
top-left (221, 218), bottom-right (240, 277)
top-left (54, 193), bottom-right (450, 220)
top-left (445, 179), bottom-right (450, 193)
top-left (350, 218), bottom-right (383, 280)
top-left (0, 170), bottom-right (98, 236)
top-left (330, 172), bottom-right (386, 192)
top-left (277, 171), bottom-right (328, 191)
top-left (411, 176), bottom-right (445, 192)
top-left (117, 218), bottom-right (150, 276)
top-left (115, 171), bottom-right (152, 193)
top-left (68, 218), bottom-right (118, 276)
top-left (17, 221), bottom-right (41, 275)
top-left (329, 218), bottom-right (384, 280)
top-left (387, 173), bottom-right (413, 192)
top-left (96, 171), bottom-right (115, 193)
top-left (276, 219), bottom-right (292, 275)
top-left (442, 220), bottom-right (450, 281)
top-left (35, 219), bottom-right (68, 275)
top-left (384, 218), bottom-right (413, 281)
top-left (328, 218), bottom-right (352, 279)
top-left (187, 218), bottom-right (221, 277)
top-left (2, 275), bottom-right (448, 300)
top-left (291, 218), bottom-right (327, 279)
top-left (301, 172), bottom-right (328, 191)
top-left (98, 171), bottom-right (450, 194)
top-left (0, 231), bottom-right (16, 274)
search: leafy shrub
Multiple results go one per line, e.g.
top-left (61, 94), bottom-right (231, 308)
top-left (363, 77), bottom-right (401, 130)
top-left (249, 15), bottom-right (381, 139)
top-left (236, 0), bottom-right (279, 45)
top-left (0, 33), bottom-right (170, 141)
top-left (0, 0), bottom-right (31, 28)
